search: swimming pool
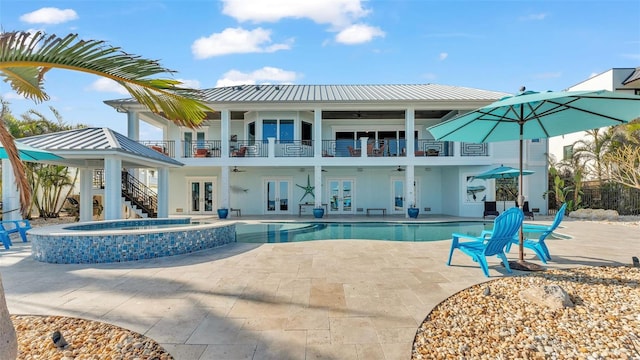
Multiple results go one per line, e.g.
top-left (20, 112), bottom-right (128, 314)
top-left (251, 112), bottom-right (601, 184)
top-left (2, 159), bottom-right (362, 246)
top-left (236, 221), bottom-right (495, 243)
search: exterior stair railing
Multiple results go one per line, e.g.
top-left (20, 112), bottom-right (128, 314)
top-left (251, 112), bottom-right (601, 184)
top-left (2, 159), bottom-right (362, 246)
top-left (121, 171), bottom-right (157, 218)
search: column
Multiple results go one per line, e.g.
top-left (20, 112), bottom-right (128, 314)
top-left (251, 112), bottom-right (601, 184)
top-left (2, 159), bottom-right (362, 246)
top-left (314, 165), bottom-right (322, 209)
top-left (127, 111), bottom-right (139, 140)
top-left (268, 137), bottom-right (275, 158)
top-left (406, 107), bottom-right (415, 157)
top-left (103, 156), bottom-right (123, 220)
top-left (157, 167), bottom-right (169, 218)
top-left (221, 166), bottom-right (230, 211)
top-left (314, 108), bottom-right (322, 157)
top-left (221, 109), bottom-right (230, 159)
top-left (79, 168), bottom-right (93, 222)
top-left (359, 137), bottom-right (368, 157)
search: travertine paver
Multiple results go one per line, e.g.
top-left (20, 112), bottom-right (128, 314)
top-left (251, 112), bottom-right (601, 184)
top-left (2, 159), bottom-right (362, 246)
top-left (0, 216), bottom-right (637, 360)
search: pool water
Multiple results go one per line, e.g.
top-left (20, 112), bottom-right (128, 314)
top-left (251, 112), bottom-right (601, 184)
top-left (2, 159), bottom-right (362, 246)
top-left (236, 221), bottom-right (495, 243)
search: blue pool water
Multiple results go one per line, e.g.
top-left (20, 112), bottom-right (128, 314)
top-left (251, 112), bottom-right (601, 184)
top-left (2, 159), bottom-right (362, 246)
top-left (236, 221), bottom-right (495, 243)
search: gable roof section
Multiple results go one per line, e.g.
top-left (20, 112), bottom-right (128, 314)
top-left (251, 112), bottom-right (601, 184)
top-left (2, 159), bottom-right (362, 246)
top-left (622, 67), bottom-right (640, 86)
top-left (18, 127), bottom-right (183, 167)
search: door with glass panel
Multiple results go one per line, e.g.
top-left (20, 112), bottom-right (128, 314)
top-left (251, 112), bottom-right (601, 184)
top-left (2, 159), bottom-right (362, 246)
top-left (328, 179), bottom-right (354, 214)
top-left (188, 178), bottom-right (216, 215)
top-left (265, 178), bottom-right (291, 214)
top-left (183, 130), bottom-right (207, 157)
top-left (391, 177), bottom-right (420, 214)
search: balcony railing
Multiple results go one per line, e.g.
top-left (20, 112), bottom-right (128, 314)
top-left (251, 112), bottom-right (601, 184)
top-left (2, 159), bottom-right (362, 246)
top-left (139, 138), bottom-right (488, 158)
top-left (275, 140), bottom-right (313, 157)
top-left (139, 140), bottom-right (175, 158)
top-left (229, 140), bottom-right (268, 157)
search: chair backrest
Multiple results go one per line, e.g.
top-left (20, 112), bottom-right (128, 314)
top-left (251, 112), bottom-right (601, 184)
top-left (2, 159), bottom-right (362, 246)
top-left (66, 197), bottom-right (79, 207)
top-left (485, 207), bottom-right (524, 256)
top-left (549, 203), bottom-right (567, 231)
top-left (484, 201), bottom-right (497, 212)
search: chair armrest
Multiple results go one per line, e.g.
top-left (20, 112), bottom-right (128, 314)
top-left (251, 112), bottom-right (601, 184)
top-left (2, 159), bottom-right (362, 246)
top-left (451, 232), bottom-right (483, 242)
top-left (522, 224), bottom-right (549, 233)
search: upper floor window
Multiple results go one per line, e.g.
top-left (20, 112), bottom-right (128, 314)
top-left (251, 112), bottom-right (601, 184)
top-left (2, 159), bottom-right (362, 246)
top-left (563, 144), bottom-right (573, 160)
top-left (263, 119), bottom-right (294, 142)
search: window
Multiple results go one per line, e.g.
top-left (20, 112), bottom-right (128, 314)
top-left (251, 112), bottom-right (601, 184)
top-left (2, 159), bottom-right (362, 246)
top-left (263, 119), bottom-right (294, 142)
top-left (248, 122), bottom-right (255, 144)
top-left (563, 144), bottom-right (573, 160)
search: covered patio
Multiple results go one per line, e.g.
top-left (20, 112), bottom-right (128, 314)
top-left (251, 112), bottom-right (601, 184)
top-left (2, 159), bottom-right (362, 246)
top-left (3, 127), bottom-right (183, 221)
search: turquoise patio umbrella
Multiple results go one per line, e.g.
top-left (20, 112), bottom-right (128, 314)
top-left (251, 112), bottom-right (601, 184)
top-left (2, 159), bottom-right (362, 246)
top-left (428, 89), bottom-right (640, 270)
top-left (474, 165), bottom-right (535, 211)
top-left (2, 141), bottom-right (63, 161)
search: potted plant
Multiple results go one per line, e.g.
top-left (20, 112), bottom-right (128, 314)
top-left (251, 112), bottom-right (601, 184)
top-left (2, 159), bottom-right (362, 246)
top-left (217, 208), bottom-right (229, 219)
top-left (407, 204), bottom-right (419, 219)
top-left (313, 207), bottom-right (325, 219)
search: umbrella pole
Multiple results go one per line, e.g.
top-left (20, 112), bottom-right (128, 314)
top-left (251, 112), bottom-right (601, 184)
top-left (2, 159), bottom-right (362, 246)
top-left (508, 121), bottom-right (545, 272)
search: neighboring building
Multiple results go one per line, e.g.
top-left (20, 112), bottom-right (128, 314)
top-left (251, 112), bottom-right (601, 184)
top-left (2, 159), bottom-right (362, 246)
top-left (549, 67), bottom-right (640, 163)
top-left (98, 84), bottom-right (550, 218)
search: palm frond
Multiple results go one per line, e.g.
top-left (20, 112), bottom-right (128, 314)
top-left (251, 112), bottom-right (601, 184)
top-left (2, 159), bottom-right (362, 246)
top-left (1, 31), bottom-right (212, 128)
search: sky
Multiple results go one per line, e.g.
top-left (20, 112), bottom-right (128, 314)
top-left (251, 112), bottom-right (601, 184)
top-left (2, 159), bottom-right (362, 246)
top-left (1, 0), bottom-right (639, 139)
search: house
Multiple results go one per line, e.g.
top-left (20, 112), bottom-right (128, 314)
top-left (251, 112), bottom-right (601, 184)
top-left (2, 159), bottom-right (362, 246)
top-left (548, 67), bottom-right (640, 163)
top-left (2, 84), bottom-right (550, 221)
top-left (99, 84), bottom-right (550, 219)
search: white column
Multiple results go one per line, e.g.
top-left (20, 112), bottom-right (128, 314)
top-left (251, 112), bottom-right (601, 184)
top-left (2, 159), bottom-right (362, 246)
top-left (314, 165), bottom-right (322, 208)
top-left (127, 111), bottom-right (139, 140)
top-left (406, 107), bottom-right (415, 157)
top-left (221, 109), bottom-right (230, 159)
top-left (104, 156), bottom-right (122, 220)
top-left (405, 165), bottom-right (415, 218)
top-left (79, 168), bottom-right (93, 222)
top-left (157, 167), bottom-right (169, 218)
top-left (268, 137), bottom-right (275, 157)
top-left (1, 159), bottom-right (20, 221)
top-left (314, 108), bottom-right (322, 157)
top-left (221, 166), bottom-right (230, 211)
top-left (359, 137), bottom-right (368, 157)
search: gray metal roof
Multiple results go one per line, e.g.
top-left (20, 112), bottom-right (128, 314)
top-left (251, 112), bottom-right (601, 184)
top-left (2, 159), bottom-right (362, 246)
top-left (18, 127), bottom-right (183, 167)
top-left (623, 68), bottom-right (640, 85)
top-left (106, 84), bottom-right (511, 106)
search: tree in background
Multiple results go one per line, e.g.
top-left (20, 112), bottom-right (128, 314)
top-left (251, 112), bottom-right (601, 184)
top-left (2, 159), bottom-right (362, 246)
top-left (604, 119), bottom-right (640, 191)
top-left (571, 128), bottom-right (613, 184)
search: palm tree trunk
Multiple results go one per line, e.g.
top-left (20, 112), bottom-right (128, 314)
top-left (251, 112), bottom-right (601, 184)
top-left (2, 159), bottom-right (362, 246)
top-left (0, 274), bottom-right (17, 359)
top-left (0, 119), bottom-right (31, 218)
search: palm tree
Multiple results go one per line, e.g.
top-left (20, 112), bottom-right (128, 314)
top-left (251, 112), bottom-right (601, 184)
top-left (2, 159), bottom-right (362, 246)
top-left (0, 30), bottom-right (213, 359)
top-left (571, 128), bottom-right (613, 184)
top-left (0, 31), bottom-right (212, 216)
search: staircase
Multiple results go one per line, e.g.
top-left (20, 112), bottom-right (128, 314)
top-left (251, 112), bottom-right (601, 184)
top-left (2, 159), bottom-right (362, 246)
top-left (121, 172), bottom-right (157, 218)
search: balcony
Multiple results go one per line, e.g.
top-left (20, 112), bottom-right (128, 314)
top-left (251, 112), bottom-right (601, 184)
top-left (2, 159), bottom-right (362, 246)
top-left (138, 138), bottom-right (489, 159)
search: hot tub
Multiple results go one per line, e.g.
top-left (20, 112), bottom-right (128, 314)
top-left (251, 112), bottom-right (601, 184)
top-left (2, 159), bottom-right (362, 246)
top-left (28, 218), bottom-right (235, 264)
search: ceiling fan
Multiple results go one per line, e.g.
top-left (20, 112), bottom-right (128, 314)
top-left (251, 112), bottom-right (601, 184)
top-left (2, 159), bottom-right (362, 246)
top-left (393, 166), bottom-right (405, 172)
top-left (232, 166), bottom-right (246, 173)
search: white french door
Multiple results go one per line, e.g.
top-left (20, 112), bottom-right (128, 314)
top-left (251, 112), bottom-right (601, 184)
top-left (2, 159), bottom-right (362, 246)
top-left (265, 178), bottom-right (291, 214)
top-left (328, 179), bottom-right (354, 214)
top-left (391, 177), bottom-right (420, 214)
top-left (188, 177), bottom-right (216, 215)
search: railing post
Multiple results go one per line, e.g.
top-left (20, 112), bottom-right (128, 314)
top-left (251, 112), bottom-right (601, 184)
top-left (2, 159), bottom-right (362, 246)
top-left (268, 137), bottom-right (275, 158)
top-left (360, 137), bottom-right (368, 157)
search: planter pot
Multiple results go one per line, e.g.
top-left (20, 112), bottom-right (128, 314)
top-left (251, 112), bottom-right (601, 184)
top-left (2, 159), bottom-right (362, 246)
top-left (313, 208), bottom-right (325, 219)
top-left (217, 208), bottom-right (229, 219)
top-left (408, 207), bottom-right (419, 219)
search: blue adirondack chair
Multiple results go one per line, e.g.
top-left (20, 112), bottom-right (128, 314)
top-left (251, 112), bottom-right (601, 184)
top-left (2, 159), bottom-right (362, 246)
top-left (0, 219), bottom-right (32, 249)
top-left (447, 207), bottom-right (524, 277)
top-left (506, 203), bottom-right (567, 263)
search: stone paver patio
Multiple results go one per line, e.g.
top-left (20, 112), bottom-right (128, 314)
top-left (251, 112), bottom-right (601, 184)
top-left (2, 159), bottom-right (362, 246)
top-left (0, 216), bottom-right (637, 359)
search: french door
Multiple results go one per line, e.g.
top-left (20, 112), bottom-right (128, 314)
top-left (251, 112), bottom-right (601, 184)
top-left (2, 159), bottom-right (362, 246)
top-left (188, 178), bottom-right (216, 215)
top-left (391, 177), bottom-right (420, 214)
top-left (265, 178), bottom-right (291, 214)
top-left (328, 179), bottom-right (354, 214)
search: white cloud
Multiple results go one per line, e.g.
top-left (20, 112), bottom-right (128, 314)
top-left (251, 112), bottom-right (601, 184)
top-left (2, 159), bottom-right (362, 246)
top-left (87, 78), bottom-right (129, 95)
top-left (192, 27), bottom-right (292, 59)
top-left (335, 24), bottom-right (384, 45)
top-left (20, 7), bottom-right (78, 24)
top-left (439, 52), bottom-right (448, 61)
top-left (215, 66), bottom-right (298, 87)
top-left (176, 79), bottom-right (201, 89)
top-left (221, 0), bottom-right (369, 28)
top-left (2, 92), bottom-right (27, 100)
top-left (621, 53), bottom-right (640, 60)
top-left (520, 13), bottom-right (548, 21)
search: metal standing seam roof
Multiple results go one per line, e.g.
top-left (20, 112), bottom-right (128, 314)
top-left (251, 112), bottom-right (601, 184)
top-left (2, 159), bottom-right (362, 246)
top-left (105, 84), bottom-right (512, 106)
top-left (18, 127), bottom-right (183, 167)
